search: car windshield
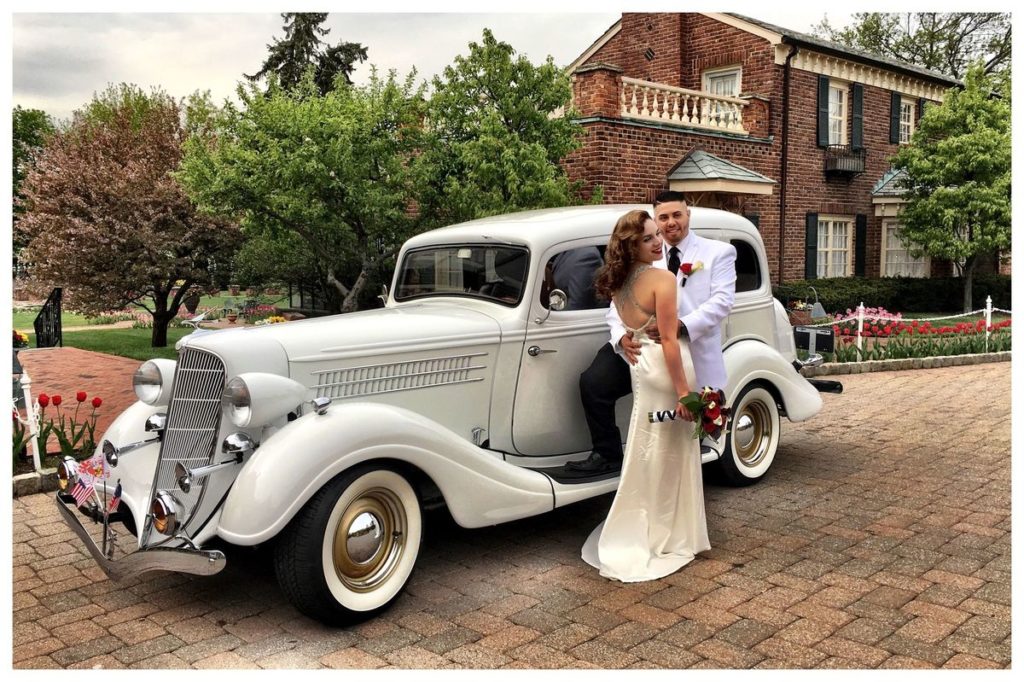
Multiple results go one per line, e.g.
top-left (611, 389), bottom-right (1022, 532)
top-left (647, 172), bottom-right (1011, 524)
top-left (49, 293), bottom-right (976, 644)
top-left (395, 245), bottom-right (530, 306)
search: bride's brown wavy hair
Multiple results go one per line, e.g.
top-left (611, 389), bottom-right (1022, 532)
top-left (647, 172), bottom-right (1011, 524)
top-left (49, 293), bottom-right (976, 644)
top-left (594, 209), bottom-right (652, 301)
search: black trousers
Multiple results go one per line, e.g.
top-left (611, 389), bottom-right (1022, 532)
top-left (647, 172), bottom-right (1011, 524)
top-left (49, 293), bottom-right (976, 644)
top-left (578, 343), bottom-right (632, 463)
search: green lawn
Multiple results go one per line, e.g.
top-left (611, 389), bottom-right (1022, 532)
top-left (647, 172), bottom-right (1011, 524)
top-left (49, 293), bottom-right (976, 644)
top-left (12, 308), bottom-right (91, 330)
top-left (61, 328), bottom-right (192, 361)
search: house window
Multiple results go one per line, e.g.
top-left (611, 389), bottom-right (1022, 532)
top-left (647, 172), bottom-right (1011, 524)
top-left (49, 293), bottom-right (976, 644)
top-left (899, 99), bottom-right (916, 144)
top-left (882, 219), bottom-right (928, 277)
top-left (702, 66), bottom-right (741, 97)
top-left (829, 82), bottom-right (847, 145)
top-left (817, 215), bottom-right (853, 277)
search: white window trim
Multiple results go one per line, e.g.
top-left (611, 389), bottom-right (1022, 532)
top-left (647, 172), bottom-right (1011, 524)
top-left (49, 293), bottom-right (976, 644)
top-left (702, 65), bottom-right (743, 96)
top-left (828, 80), bottom-right (849, 146)
top-left (880, 218), bottom-right (929, 277)
top-left (818, 214), bottom-right (854, 278)
top-left (899, 98), bottom-right (917, 145)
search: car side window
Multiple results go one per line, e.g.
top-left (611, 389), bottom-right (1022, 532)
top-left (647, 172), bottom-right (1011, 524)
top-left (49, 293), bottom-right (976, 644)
top-left (730, 239), bottom-right (762, 293)
top-left (540, 246), bottom-right (608, 311)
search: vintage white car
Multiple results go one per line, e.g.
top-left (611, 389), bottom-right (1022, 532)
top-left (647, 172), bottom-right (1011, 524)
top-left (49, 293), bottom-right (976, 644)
top-left (55, 204), bottom-right (837, 625)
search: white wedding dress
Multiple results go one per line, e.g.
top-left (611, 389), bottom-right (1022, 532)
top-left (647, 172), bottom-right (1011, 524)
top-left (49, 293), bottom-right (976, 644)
top-left (582, 271), bottom-right (711, 582)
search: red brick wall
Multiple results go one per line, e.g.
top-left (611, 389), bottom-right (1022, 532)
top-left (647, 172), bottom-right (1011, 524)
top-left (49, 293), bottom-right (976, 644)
top-left (587, 13), bottom-right (683, 85)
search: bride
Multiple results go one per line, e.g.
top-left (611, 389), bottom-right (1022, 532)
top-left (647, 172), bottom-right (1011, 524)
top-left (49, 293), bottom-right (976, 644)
top-left (581, 209), bottom-right (711, 582)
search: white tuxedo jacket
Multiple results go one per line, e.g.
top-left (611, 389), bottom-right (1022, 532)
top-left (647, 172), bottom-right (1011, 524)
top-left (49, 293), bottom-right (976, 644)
top-left (607, 232), bottom-right (737, 390)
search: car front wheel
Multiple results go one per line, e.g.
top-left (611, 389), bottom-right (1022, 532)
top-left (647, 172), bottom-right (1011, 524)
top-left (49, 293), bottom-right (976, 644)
top-left (274, 466), bottom-right (422, 625)
top-left (716, 384), bottom-right (780, 486)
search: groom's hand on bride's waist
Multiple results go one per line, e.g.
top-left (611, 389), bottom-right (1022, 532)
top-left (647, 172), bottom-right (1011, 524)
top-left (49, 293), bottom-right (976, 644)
top-left (620, 331), bottom-right (641, 365)
top-left (641, 320), bottom-right (686, 345)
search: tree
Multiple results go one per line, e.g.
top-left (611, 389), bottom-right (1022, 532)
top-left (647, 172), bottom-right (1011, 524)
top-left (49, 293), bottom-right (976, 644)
top-left (891, 64), bottom-right (1010, 312)
top-left (16, 85), bottom-right (243, 346)
top-left (12, 106), bottom-right (56, 261)
top-left (814, 13), bottom-right (1010, 79)
top-left (247, 13), bottom-right (367, 95)
top-left (178, 71), bottom-right (429, 313)
top-left (422, 29), bottom-right (595, 226)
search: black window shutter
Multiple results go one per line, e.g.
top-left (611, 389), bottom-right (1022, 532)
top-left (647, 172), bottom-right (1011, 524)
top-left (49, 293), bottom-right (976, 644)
top-left (854, 214), bottom-right (867, 277)
top-left (743, 213), bottom-right (760, 230)
top-left (851, 83), bottom-right (864, 150)
top-left (817, 76), bottom-right (830, 148)
top-left (918, 98), bottom-right (928, 120)
top-left (805, 213), bottom-right (819, 279)
top-left (890, 91), bottom-right (901, 143)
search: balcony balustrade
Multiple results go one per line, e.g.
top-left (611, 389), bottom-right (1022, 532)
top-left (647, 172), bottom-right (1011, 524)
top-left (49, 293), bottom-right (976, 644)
top-left (619, 77), bottom-right (749, 135)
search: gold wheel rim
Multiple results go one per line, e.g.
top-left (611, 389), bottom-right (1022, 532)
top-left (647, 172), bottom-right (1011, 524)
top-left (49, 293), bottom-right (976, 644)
top-left (332, 487), bottom-right (407, 593)
top-left (735, 400), bottom-right (771, 468)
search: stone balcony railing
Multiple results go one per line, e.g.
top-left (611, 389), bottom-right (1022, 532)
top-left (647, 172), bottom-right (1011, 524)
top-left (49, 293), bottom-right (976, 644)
top-left (619, 77), bottom-right (750, 135)
top-left (571, 65), bottom-right (767, 138)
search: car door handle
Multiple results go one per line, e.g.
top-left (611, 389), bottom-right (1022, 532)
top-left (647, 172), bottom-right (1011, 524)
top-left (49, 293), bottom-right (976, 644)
top-left (528, 346), bottom-right (557, 357)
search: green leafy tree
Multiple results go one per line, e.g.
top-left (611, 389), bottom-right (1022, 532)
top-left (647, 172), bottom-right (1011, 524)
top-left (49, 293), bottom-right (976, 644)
top-left (247, 13), bottom-right (367, 95)
top-left (179, 71), bottom-right (429, 313)
top-left (16, 85), bottom-right (243, 346)
top-left (423, 28), bottom-right (595, 226)
top-left (891, 64), bottom-right (1010, 312)
top-left (814, 13), bottom-right (1011, 79)
top-left (12, 106), bottom-right (56, 260)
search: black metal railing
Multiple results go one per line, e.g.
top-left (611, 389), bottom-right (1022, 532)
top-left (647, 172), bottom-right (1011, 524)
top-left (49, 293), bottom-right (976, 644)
top-left (824, 145), bottom-right (866, 175)
top-left (34, 287), bottom-right (63, 348)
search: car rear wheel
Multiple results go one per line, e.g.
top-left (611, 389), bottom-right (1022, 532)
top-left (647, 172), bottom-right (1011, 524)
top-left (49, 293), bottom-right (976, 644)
top-left (274, 466), bottom-right (422, 625)
top-left (716, 384), bottom-right (780, 486)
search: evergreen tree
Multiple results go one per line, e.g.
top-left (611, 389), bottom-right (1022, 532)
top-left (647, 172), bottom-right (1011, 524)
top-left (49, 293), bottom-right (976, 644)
top-left (247, 13), bottom-right (367, 94)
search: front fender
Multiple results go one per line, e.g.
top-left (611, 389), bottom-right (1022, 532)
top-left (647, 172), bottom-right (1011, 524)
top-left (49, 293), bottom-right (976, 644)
top-left (724, 340), bottom-right (822, 422)
top-left (217, 403), bottom-right (555, 545)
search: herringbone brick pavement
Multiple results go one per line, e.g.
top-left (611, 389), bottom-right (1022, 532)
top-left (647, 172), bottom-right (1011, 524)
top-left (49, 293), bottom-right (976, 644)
top-left (12, 363), bottom-right (1010, 669)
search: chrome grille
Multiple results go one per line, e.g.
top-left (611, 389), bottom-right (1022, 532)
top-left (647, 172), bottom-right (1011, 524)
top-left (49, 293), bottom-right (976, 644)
top-left (147, 348), bottom-right (225, 539)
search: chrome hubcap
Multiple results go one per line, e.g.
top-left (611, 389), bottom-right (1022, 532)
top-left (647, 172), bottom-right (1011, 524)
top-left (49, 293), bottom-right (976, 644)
top-left (332, 488), bottom-right (406, 592)
top-left (734, 400), bottom-right (771, 467)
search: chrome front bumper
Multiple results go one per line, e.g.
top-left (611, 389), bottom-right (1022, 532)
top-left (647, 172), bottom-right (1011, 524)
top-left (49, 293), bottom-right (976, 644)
top-left (55, 494), bottom-right (226, 581)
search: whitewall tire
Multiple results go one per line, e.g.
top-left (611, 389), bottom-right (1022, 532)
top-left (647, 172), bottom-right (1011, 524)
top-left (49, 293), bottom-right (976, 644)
top-left (717, 384), bottom-right (780, 486)
top-left (274, 466), bottom-right (422, 625)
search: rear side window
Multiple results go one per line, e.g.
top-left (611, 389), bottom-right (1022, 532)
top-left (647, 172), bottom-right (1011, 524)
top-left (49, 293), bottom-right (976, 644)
top-left (731, 239), bottom-right (762, 293)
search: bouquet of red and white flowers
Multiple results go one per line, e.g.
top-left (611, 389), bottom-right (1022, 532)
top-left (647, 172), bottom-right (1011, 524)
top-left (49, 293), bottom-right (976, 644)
top-left (647, 386), bottom-right (731, 440)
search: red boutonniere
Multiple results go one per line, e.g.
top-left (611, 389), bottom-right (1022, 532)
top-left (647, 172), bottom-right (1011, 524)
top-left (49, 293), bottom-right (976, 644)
top-left (680, 261), bottom-right (703, 287)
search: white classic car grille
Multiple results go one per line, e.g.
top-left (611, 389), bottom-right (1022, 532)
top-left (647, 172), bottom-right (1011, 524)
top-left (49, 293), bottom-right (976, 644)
top-left (146, 348), bottom-right (226, 541)
top-left (312, 352), bottom-right (487, 399)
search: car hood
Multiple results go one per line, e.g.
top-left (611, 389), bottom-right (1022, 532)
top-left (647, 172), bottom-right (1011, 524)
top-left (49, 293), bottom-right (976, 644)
top-left (180, 303), bottom-right (503, 366)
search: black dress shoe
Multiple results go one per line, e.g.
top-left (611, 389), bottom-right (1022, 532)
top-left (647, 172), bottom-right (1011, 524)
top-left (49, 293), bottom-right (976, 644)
top-left (565, 451), bottom-right (615, 472)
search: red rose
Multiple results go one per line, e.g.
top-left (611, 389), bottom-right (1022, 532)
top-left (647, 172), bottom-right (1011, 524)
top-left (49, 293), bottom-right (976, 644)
top-left (705, 404), bottom-right (721, 421)
top-left (37, 393), bottom-right (49, 408)
top-left (92, 397), bottom-right (103, 408)
top-left (52, 395), bottom-right (62, 407)
top-left (681, 263), bottom-right (693, 276)
top-left (76, 391), bottom-right (87, 403)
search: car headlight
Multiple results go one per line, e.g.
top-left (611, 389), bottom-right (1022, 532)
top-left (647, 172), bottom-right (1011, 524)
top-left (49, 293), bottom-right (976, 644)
top-left (221, 373), bottom-right (307, 428)
top-left (132, 359), bottom-right (177, 406)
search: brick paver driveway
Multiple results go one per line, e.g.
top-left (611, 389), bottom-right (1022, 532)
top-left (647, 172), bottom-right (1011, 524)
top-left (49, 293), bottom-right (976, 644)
top-left (12, 363), bottom-right (1010, 669)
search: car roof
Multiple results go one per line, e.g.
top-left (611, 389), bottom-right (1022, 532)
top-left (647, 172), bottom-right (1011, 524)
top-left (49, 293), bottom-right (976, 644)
top-left (402, 204), bottom-right (762, 254)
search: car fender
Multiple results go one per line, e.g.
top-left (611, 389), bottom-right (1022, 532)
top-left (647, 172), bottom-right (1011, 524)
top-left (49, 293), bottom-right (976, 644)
top-left (95, 400), bottom-right (164, 540)
top-left (723, 339), bottom-right (822, 422)
top-left (217, 402), bottom-right (555, 545)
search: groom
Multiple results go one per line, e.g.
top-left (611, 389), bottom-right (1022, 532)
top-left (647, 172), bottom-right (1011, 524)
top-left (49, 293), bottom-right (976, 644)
top-left (569, 191), bottom-right (738, 473)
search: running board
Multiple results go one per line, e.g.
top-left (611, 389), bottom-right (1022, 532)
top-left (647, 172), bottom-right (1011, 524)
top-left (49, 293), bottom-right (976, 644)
top-left (528, 444), bottom-right (722, 485)
top-left (808, 379), bottom-right (844, 394)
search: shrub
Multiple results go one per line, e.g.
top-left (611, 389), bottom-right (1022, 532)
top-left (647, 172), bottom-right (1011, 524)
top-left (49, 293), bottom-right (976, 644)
top-left (774, 275), bottom-right (1010, 314)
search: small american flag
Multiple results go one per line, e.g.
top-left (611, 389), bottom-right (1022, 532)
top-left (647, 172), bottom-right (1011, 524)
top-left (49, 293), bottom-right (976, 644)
top-left (71, 478), bottom-right (94, 507)
top-left (107, 481), bottom-right (122, 513)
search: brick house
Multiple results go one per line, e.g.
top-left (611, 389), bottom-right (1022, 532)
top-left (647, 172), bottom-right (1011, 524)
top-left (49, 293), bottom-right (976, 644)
top-left (562, 12), bottom-right (972, 284)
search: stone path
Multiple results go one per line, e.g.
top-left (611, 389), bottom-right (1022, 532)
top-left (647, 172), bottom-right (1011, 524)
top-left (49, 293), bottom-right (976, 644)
top-left (11, 362), bottom-right (1011, 669)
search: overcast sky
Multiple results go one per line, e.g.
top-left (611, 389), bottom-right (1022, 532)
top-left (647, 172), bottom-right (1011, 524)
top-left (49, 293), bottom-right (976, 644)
top-left (10, 2), bottom-right (858, 123)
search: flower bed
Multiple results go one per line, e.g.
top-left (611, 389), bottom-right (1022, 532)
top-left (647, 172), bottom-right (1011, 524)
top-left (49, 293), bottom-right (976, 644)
top-left (12, 390), bottom-right (103, 475)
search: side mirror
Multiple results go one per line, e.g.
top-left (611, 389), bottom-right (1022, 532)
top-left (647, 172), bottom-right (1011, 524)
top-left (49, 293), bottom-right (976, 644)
top-left (377, 284), bottom-right (389, 306)
top-left (548, 289), bottom-right (568, 312)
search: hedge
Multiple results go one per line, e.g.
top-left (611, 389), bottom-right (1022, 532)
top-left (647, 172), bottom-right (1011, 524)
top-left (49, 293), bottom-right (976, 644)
top-left (773, 275), bottom-right (1011, 314)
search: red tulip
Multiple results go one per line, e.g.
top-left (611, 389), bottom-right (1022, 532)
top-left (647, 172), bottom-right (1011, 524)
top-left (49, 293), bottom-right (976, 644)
top-left (76, 391), bottom-right (87, 403)
top-left (52, 395), bottom-right (62, 407)
top-left (92, 397), bottom-right (103, 408)
top-left (37, 393), bottom-right (49, 408)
